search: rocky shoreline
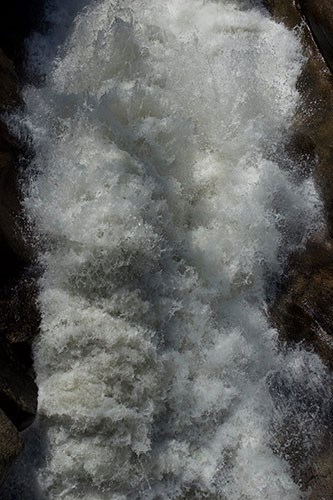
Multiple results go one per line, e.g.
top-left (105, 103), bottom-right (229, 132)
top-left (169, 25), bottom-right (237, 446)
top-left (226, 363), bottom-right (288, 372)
top-left (264, 0), bottom-right (333, 369)
top-left (264, 0), bottom-right (333, 496)
top-left (0, 0), bottom-right (332, 495)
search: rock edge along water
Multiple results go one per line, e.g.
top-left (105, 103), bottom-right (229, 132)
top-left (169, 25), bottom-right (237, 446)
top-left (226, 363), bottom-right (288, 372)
top-left (264, 0), bottom-right (333, 497)
top-left (0, 0), bottom-right (43, 486)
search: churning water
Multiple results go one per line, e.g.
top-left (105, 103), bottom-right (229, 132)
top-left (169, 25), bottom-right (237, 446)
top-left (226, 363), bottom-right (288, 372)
top-left (4, 0), bottom-right (332, 498)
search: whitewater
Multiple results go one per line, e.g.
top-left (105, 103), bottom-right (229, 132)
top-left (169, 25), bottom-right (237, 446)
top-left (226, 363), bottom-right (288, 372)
top-left (3, 0), bottom-right (332, 498)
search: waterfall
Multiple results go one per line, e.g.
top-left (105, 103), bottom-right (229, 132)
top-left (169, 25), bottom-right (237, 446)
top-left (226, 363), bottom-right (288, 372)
top-left (3, 0), bottom-right (331, 498)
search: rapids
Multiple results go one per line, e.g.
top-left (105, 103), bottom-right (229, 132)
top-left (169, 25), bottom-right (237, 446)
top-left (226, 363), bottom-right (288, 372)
top-left (3, 0), bottom-right (332, 498)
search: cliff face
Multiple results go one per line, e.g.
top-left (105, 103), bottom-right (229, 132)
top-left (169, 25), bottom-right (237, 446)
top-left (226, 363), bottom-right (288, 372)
top-left (264, 0), bottom-right (333, 496)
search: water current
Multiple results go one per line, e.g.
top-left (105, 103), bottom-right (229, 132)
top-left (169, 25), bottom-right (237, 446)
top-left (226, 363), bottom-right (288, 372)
top-left (3, 0), bottom-right (332, 498)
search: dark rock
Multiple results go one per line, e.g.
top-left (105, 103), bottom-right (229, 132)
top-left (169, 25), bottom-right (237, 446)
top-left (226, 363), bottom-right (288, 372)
top-left (0, 47), bottom-right (34, 265)
top-left (263, 0), bottom-right (333, 344)
top-left (0, 0), bottom-right (44, 65)
top-left (0, 49), bottom-right (21, 111)
top-left (0, 271), bottom-right (40, 371)
top-left (264, 1), bottom-right (333, 238)
top-left (299, 0), bottom-right (333, 75)
top-left (0, 0), bottom-right (42, 491)
top-left (262, 0), bottom-right (301, 29)
top-left (0, 156), bottom-right (35, 264)
top-left (0, 408), bottom-right (22, 484)
top-left (307, 447), bottom-right (333, 500)
top-left (0, 342), bottom-right (37, 431)
top-left (271, 235), bottom-right (333, 367)
top-left (263, 0), bottom-right (333, 494)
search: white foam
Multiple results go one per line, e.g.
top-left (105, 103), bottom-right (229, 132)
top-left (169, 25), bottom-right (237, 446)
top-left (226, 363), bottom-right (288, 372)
top-left (8, 0), bottom-right (331, 498)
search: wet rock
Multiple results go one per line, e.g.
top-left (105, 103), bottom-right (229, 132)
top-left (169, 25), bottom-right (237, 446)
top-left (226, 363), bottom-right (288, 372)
top-left (0, 0), bottom-right (44, 64)
top-left (263, 0), bottom-right (333, 494)
top-left (271, 235), bottom-right (333, 367)
top-left (299, 0), bottom-right (333, 75)
top-left (307, 447), bottom-right (333, 500)
top-left (0, 0), bottom-right (42, 491)
top-left (262, 0), bottom-right (301, 29)
top-left (263, 1), bottom-right (333, 341)
top-left (0, 156), bottom-right (36, 264)
top-left (0, 46), bottom-right (34, 265)
top-left (0, 408), bottom-right (22, 484)
top-left (0, 341), bottom-right (37, 431)
top-left (264, 1), bottom-right (333, 238)
top-left (0, 49), bottom-right (21, 111)
top-left (0, 271), bottom-right (40, 371)
top-left (0, 47), bottom-right (23, 268)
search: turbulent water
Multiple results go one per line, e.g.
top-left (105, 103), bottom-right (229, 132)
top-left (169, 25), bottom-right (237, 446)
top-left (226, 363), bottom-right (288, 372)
top-left (3, 0), bottom-right (332, 498)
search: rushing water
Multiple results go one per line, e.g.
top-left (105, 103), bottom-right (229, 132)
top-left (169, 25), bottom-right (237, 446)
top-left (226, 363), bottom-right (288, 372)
top-left (3, 0), bottom-right (332, 498)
